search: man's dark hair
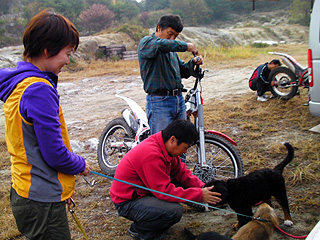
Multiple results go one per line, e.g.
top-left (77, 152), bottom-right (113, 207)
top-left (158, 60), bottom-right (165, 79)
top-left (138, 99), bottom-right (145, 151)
top-left (162, 119), bottom-right (199, 145)
top-left (270, 59), bottom-right (281, 66)
top-left (156, 15), bottom-right (183, 33)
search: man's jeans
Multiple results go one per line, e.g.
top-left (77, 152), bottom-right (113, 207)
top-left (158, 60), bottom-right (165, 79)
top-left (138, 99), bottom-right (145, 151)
top-left (115, 196), bottom-right (183, 239)
top-left (146, 93), bottom-right (186, 135)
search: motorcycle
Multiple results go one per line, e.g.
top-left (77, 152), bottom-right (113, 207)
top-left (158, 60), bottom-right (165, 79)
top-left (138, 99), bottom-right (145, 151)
top-left (97, 64), bottom-right (244, 183)
top-left (268, 51), bottom-right (309, 100)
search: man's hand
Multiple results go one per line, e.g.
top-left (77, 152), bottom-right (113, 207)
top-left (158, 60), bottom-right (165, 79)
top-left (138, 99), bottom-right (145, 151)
top-left (187, 43), bottom-right (198, 55)
top-left (193, 55), bottom-right (204, 65)
top-left (271, 80), bottom-right (278, 87)
top-left (202, 186), bottom-right (222, 205)
top-left (65, 196), bottom-right (74, 208)
top-left (80, 161), bottom-right (91, 176)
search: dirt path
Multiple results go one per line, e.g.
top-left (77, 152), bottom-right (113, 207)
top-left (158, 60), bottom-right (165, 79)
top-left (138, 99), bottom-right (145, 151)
top-left (58, 66), bottom-right (253, 143)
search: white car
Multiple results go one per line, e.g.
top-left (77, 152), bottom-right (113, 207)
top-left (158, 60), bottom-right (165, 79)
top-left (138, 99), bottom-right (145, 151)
top-left (308, 0), bottom-right (320, 117)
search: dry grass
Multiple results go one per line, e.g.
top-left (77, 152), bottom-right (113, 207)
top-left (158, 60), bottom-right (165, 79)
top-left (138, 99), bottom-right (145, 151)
top-left (179, 43), bottom-right (308, 70)
top-left (1, 43), bottom-right (320, 239)
top-left (62, 44), bottom-right (308, 82)
top-left (60, 59), bottom-right (140, 81)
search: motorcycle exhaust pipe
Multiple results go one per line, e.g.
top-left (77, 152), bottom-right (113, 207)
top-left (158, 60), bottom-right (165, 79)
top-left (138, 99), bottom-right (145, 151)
top-left (281, 57), bottom-right (295, 73)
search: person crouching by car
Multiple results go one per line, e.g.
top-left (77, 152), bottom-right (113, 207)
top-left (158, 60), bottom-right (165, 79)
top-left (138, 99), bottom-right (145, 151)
top-left (249, 59), bottom-right (281, 102)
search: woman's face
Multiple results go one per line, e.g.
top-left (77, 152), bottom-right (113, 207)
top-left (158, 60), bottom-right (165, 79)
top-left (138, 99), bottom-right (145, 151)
top-left (44, 45), bottom-right (73, 75)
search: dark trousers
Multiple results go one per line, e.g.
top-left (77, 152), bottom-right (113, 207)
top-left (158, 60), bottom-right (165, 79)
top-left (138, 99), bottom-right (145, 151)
top-left (10, 187), bottom-right (71, 240)
top-left (115, 196), bottom-right (183, 239)
top-left (250, 77), bottom-right (270, 96)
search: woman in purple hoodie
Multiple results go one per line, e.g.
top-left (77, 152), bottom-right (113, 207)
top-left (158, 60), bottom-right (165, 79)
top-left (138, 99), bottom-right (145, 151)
top-left (0, 9), bottom-right (90, 239)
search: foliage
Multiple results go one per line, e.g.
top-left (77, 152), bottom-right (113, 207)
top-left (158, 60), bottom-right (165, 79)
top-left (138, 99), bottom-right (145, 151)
top-left (116, 23), bottom-right (149, 43)
top-left (139, 11), bottom-right (150, 27)
top-left (144, 0), bottom-right (170, 12)
top-left (0, 16), bottom-right (26, 48)
top-left (169, 0), bottom-right (209, 26)
top-left (289, 0), bottom-right (311, 26)
top-left (86, 0), bottom-right (113, 8)
top-left (111, 0), bottom-right (140, 24)
top-left (21, 0), bottom-right (87, 22)
top-left (79, 4), bottom-right (115, 34)
top-left (22, 1), bottom-right (42, 22)
top-left (143, 9), bottom-right (173, 29)
top-left (250, 42), bottom-right (270, 48)
top-left (0, 0), bottom-right (12, 14)
top-left (204, 0), bottom-right (233, 21)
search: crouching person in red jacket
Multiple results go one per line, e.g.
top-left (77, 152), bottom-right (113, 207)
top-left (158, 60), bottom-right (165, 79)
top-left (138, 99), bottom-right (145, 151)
top-left (110, 119), bottom-right (221, 240)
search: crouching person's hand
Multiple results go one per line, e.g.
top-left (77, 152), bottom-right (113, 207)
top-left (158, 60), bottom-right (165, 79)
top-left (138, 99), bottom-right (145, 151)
top-left (202, 186), bottom-right (221, 205)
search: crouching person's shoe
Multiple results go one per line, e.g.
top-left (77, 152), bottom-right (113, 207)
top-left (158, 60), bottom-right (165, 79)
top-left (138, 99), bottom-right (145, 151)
top-left (257, 95), bottom-right (268, 102)
top-left (128, 225), bottom-right (142, 240)
top-left (128, 224), bottom-right (165, 240)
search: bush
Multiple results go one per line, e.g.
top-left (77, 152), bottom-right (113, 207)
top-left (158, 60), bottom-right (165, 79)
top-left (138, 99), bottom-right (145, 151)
top-left (116, 24), bottom-right (149, 43)
top-left (79, 4), bottom-right (115, 34)
top-left (250, 42), bottom-right (270, 48)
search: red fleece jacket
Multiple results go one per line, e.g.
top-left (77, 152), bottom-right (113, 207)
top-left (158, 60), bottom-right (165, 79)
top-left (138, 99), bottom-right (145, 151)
top-left (110, 132), bottom-right (205, 204)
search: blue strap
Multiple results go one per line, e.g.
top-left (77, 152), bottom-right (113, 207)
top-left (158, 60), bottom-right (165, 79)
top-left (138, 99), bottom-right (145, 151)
top-left (90, 170), bottom-right (268, 222)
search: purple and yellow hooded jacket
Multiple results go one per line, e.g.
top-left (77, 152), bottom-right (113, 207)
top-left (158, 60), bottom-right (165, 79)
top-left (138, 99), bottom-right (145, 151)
top-left (0, 61), bottom-right (85, 202)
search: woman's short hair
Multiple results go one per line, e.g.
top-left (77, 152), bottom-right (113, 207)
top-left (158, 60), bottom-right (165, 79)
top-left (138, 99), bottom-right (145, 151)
top-left (162, 119), bottom-right (199, 145)
top-left (22, 9), bottom-right (79, 61)
top-left (156, 14), bottom-right (184, 33)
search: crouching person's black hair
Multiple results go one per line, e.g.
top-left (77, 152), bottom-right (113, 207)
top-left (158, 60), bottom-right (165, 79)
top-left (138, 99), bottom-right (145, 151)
top-left (162, 119), bottom-right (199, 146)
top-left (270, 59), bottom-right (281, 66)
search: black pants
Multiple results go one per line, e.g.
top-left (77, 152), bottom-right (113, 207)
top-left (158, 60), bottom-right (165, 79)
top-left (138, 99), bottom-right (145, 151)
top-left (115, 196), bottom-right (183, 239)
top-left (250, 77), bottom-right (270, 96)
top-left (10, 187), bottom-right (71, 240)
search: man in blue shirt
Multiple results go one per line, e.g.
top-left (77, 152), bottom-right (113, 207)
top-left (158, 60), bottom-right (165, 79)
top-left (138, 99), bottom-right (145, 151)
top-left (138, 14), bottom-right (203, 134)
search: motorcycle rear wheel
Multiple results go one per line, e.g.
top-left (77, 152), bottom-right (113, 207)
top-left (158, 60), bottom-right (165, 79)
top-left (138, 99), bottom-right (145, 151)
top-left (185, 133), bottom-right (244, 182)
top-left (97, 117), bottom-right (135, 176)
top-left (268, 66), bottom-right (298, 100)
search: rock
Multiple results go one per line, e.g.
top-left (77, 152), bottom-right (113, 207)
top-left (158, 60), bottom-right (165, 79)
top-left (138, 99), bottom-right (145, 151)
top-left (86, 138), bottom-right (99, 150)
top-left (71, 140), bottom-right (85, 153)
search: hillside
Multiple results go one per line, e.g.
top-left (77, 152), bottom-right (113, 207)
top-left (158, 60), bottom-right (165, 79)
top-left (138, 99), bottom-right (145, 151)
top-left (0, 10), bottom-right (309, 69)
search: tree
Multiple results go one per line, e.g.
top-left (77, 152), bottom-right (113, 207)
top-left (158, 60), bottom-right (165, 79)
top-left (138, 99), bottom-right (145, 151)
top-left (140, 11), bottom-right (150, 27)
top-left (86, 0), bottom-right (113, 8)
top-left (112, 1), bottom-right (140, 24)
top-left (204, 0), bottom-right (232, 21)
top-left (22, 1), bottom-right (42, 22)
top-left (289, 0), bottom-right (311, 26)
top-left (0, 0), bottom-right (12, 14)
top-left (145, 0), bottom-right (169, 12)
top-left (22, 0), bottom-right (86, 23)
top-left (79, 4), bottom-right (115, 34)
top-left (169, 0), bottom-right (209, 26)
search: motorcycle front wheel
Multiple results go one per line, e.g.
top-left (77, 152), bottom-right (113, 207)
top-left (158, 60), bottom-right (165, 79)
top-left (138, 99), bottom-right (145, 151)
top-left (97, 117), bottom-right (135, 176)
top-left (185, 133), bottom-right (244, 183)
top-left (268, 66), bottom-right (298, 100)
